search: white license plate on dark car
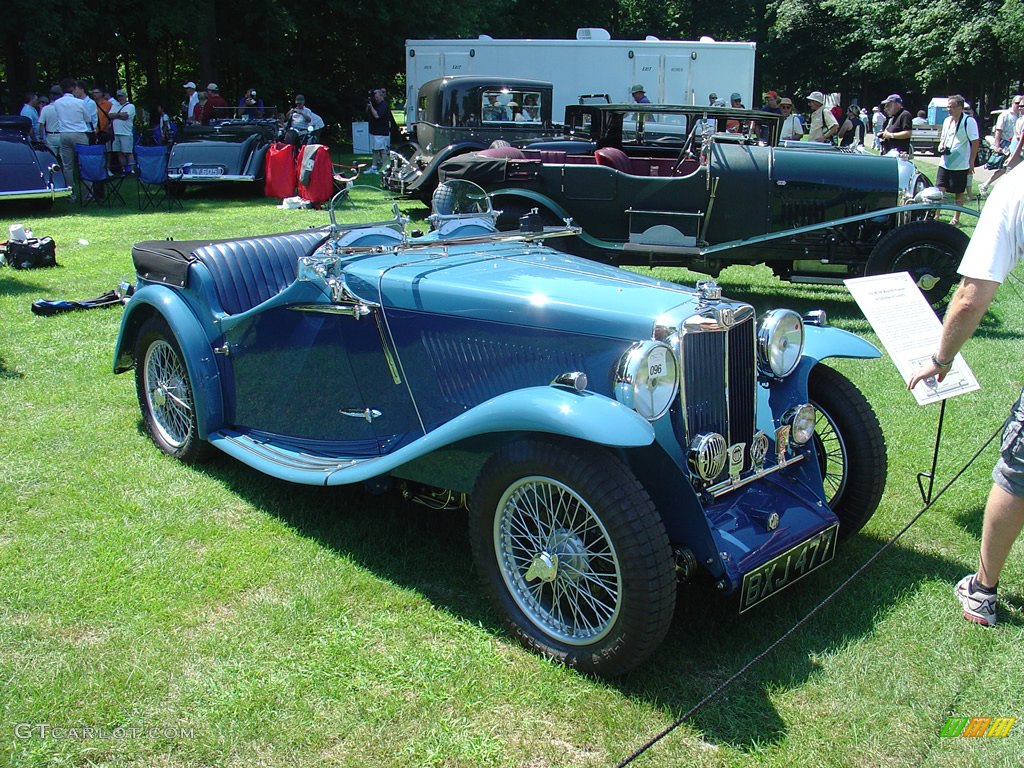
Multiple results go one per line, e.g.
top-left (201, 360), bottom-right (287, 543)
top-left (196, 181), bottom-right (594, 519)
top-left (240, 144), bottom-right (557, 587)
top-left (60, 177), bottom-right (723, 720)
top-left (739, 524), bottom-right (838, 613)
top-left (188, 167), bottom-right (222, 177)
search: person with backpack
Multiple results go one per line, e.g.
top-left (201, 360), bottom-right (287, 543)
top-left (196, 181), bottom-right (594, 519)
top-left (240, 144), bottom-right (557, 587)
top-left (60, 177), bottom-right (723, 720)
top-left (805, 91), bottom-right (838, 143)
top-left (936, 94), bottom-right (980, 226)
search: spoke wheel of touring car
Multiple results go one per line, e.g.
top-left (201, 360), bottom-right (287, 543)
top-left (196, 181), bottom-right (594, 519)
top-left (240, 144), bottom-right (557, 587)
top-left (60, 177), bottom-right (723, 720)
top-left (866, 220), bottom-right (969, 306)
top-left (134, 317), bottom-right (212, 464)
top-left (808, 364), bottom-right (887, 541)
top-left (469, 439), bottom-right (675, 677)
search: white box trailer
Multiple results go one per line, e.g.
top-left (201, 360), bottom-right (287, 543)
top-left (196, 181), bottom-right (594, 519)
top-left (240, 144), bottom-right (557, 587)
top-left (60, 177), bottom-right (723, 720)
top-left (404, 29), bottom-right (756, 127)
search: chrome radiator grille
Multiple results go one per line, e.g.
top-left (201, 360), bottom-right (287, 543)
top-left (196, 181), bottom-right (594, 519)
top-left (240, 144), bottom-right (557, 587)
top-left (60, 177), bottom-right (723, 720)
top-left (679, 315), bottom-right (756, 471)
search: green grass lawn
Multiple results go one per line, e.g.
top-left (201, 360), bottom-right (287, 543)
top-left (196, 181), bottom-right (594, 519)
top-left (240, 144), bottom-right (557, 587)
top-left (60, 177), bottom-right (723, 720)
top-left (2, 184), bottom-right (1023, 767)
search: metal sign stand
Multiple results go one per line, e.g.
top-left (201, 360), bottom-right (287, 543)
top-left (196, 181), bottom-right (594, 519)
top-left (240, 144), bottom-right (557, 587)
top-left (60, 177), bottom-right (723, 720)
top-left (916, 398), bottom-right (947, 505)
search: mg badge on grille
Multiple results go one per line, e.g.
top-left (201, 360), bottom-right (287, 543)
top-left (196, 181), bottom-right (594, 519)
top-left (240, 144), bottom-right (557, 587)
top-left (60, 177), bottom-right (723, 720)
top-left (728, 442), bottom-right (746, 482)
top-left (775, 424), bottom-right (791, 464)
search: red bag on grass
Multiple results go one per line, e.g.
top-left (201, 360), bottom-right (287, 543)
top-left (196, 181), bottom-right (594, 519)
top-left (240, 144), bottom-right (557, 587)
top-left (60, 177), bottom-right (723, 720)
top-left (264, 142), bottom-right (297, 198)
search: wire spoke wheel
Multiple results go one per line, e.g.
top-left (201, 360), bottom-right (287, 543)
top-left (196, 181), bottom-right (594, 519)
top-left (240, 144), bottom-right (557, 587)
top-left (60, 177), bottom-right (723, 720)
top-left (134, 317), bottom-right (212, 464)
top-left (470, 440), bottom-right (675, 676)
top-left (808, 364), bottom-right (887, 541)
top-left (495, 476), bottom-right (622, 645)
top-left (866, 220), bottom-right (969, 306)
top-left (143, 340), bottom-right (194, 449)
top-left (812, 406), bottom-right (848, 505)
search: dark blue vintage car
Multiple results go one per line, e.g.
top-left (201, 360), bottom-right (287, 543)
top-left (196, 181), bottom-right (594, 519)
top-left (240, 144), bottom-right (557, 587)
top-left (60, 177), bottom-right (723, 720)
top-left (0, 115), bottom-right (71, 208)
top-left (114, 183), bottom-right (887, 676)
top-left (167, 118), bottom-right (279, 186)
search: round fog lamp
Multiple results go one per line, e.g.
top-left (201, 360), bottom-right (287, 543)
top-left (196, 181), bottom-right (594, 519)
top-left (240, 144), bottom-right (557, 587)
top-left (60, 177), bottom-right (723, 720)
top-left (757, 309), bottom-right (804, 378)
top-left (783, 404), bottom-right (816, 445)
top-left (689, 432), bottom-right (728, 481)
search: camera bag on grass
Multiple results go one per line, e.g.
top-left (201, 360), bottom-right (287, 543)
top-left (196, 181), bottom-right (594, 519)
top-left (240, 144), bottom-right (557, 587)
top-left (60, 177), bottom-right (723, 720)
top-left (2, 237), bottom-right (58, 270)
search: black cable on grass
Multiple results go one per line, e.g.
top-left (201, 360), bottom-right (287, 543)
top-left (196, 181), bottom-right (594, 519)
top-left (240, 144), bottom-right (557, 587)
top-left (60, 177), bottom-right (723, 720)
top-left (614, 421), bottom-right (1003, 768)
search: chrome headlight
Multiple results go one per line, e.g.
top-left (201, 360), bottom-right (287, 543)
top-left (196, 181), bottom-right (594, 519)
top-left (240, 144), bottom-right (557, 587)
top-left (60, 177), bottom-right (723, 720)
top-left (782, 404), bottom-right (815, 445)
top-left (757, 309), bottom-right (804, 378)
top-left (614, 340), bottom-right (679, 421)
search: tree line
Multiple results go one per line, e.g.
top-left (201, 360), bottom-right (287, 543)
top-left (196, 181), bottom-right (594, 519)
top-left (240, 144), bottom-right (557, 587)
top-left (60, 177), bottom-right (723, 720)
top-left (5, 0), bottom-right (1024, 131)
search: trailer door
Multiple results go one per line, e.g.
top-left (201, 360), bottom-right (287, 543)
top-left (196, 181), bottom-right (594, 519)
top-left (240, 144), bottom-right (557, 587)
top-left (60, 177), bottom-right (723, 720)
top-left (444, 52), bottom-right (472, 77)
top-left (633, 54), bottom-right (661, 102)
top-left (664, 55), bottom-right (694, 105)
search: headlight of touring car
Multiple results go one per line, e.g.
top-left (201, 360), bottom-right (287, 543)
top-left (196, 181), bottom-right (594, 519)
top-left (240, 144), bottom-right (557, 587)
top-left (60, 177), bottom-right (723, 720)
top-left (615, 340), bottom-right (679, 421)
top-left (757, 309), bottom-right (804, 378)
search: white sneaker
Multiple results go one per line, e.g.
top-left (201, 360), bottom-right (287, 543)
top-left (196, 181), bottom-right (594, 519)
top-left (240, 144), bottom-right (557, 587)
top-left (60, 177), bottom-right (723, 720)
top-left (367, 166), bottom-right (378, 174)
top-left (956, 574), bottom-right (997, 627)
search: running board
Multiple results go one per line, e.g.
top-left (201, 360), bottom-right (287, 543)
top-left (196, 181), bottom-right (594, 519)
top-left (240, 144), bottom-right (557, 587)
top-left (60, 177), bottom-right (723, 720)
top-left (208, 429), bottom-right (371, 486)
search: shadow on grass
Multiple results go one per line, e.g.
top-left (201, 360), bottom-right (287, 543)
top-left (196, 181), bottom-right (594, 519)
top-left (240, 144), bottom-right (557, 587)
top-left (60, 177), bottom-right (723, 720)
top-left (0, 354), bottom-right (24, 379)
top-left (175, 447), bottom-right (992, 752)
top-left (0, 271), bottom-right (60, 298)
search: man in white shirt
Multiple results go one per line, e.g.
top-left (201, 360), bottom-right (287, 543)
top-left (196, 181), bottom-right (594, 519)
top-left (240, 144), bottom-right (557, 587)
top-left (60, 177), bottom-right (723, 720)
top-left (908, 166), bottom-right (1024, 627)
top-left (183, 81), bottom-right (199, 124)
top-left (778, 97), bottom-right (803, 141)
top-left (52, 78), bottom-right (95, 196)
top-left (993, 96), bottom-right (1021, 154)
top-left (108, 89), bottom-right (136, 174)
top-left (38, 91), bottom-right (63, 158)
top-left (936, 94), bottom-right (979, 226)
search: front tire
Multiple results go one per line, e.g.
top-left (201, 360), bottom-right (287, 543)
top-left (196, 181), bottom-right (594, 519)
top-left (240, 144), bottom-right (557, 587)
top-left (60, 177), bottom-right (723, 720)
top-left (469, 439), bottom-right (675, 677)
top-left (865, 220), bottom-right (968, 305)
top-left (134, 317), bottom-right (212, 464)
top-left (808, 364), bottom-right (887, 540)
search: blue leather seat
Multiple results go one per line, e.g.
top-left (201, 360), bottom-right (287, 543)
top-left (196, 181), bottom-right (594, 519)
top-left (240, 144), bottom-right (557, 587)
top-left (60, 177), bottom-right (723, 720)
top-left (192, 230), bottom-right (327, 315)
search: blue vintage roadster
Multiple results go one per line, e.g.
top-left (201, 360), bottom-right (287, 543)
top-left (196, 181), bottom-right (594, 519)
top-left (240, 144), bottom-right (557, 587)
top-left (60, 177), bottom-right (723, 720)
top-left (0, 115), bottom-right (71, 207)
top-left (114, 182), bottom-right (887, 675)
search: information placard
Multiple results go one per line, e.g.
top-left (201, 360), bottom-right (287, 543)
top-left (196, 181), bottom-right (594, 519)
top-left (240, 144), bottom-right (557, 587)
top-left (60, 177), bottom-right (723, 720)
top-left (844, 272), bottom-right (979, 405)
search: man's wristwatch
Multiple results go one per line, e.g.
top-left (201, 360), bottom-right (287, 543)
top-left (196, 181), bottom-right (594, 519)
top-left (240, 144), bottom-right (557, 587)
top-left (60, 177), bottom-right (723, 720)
top-left (931, 352), bottom-right (953, 370)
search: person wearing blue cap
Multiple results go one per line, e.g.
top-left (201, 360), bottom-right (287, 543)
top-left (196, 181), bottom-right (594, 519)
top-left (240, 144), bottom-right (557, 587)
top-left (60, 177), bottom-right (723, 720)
top-left (878, 94), bottom-right (912, 154)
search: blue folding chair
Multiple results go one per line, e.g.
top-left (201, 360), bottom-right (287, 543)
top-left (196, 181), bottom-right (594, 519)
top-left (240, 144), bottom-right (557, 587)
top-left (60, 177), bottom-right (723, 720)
top-left (136, 144), bottom-right (182, 211)
top-left (73, 143), bottom-right (125, 207)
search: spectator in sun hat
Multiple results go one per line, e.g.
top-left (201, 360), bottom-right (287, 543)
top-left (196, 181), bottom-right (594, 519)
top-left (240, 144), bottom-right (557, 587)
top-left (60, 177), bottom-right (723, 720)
top-left (730, 91), bottom-right (745, 109)
top-left (630, 84), bottom-right (651, 104)
top-left (806, 90), bottom-right (837, 142)
top-left (878, 93), bottom-right (912, 154)
top-left (201, 83), bottom-right (228, 124)
top-left (778, 97), bottom-right (804, 141)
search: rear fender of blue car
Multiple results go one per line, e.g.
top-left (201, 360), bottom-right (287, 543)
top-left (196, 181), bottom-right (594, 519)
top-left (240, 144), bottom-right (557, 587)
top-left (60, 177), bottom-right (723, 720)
top-left (113, 284), bottom-right (225, 438)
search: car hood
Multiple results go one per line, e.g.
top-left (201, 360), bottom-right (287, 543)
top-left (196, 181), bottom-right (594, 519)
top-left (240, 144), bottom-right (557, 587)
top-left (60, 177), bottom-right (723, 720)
top-left (341, 240), bottom-right (702, 339)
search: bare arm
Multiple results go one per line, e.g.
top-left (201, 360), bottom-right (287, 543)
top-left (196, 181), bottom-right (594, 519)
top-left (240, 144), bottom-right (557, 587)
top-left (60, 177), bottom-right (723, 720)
top-left (907, 277), bottom-right (1000, 389)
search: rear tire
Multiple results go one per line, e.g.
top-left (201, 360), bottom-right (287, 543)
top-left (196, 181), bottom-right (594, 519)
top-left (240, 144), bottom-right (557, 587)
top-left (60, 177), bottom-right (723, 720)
top-left (865, 220), bottom-right (968, 306)
top-left (134, 317), bottom-right (213, 464)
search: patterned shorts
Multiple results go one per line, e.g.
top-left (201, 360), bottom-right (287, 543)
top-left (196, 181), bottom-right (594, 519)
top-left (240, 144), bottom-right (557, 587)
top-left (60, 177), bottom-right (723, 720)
top-left (993, 387), bottom-right (1024, 497)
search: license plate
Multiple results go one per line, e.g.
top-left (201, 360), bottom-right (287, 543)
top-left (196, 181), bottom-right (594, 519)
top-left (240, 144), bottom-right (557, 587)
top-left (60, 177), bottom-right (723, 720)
top-left (188, 167), bottom-right (222, 177)
top-left (739, 524), bottom-right (838, 613)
